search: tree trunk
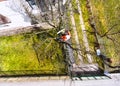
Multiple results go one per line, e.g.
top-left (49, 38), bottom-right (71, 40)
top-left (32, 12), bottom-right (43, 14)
top-left (0, 23), bottom-right (53, 37)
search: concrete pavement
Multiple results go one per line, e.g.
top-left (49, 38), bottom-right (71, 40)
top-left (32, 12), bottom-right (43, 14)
top-left (0, 73), bottom-right (120, 86)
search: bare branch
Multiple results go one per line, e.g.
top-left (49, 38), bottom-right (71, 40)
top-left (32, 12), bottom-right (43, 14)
top-left (106, 35), bottom-right (119, 45)
top-left (101, 24), bottom-right (118, 37)
top-left (107, 30), bottom-right (120, 36)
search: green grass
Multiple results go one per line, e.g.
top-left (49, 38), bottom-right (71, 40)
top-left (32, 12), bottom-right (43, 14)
top-left (80, 0), bottom-right (96, 49)
top-left (0, 30), bottom-right (66, 75)
top-left (90, 0), bottom-right (120, 67)
top-left (79, 0), bottom-right (100, 64)
top-left (71, 0), bottom-right (98, 63)
top-left (70, 0), bottom-right (120, 69)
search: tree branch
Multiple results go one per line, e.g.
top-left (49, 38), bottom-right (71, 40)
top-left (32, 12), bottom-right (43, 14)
top-left (101, 24), bottom-right (118, 37)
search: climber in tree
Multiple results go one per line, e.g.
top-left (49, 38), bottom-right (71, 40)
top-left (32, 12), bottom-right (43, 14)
top-left (96, 47), bottom-right (112, 63)
top-left (56, 29), bottom-right (71, 42)
top-left (55, 29), bottom-right (80, 50)
top-left (56, 29), bottom-right (77, 68)
top-left (96, 47), bottom-right (120, 69)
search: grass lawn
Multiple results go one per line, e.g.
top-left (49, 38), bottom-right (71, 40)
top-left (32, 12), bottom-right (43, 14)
top-left (0, 30), bottom-right (66, 76)
top-left (70, 0), bottom-right (98, 64)
top-left (90, 0), bottom-right (120, 69)
top-left (70, 0), bottom-right (120, 71)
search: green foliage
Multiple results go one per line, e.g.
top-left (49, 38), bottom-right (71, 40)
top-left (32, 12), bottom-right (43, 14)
top-left (0, 30), bottom-right (66, 75)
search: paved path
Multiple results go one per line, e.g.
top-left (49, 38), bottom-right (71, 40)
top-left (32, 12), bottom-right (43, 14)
top-left (0, 74), bottom-right (119, 86)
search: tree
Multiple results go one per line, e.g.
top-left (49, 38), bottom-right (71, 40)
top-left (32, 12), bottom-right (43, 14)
top-left (18, 0), bottom-right (71, 30)
top-left (86, 0), bottom-right (120, 72)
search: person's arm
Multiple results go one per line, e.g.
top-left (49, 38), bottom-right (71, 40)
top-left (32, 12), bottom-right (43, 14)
top-left (57, 29), bottom-right (65, 34)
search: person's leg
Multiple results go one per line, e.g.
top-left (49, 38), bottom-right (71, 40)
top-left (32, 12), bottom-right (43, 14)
top-left (99, 54), bottom-right (112, 63)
